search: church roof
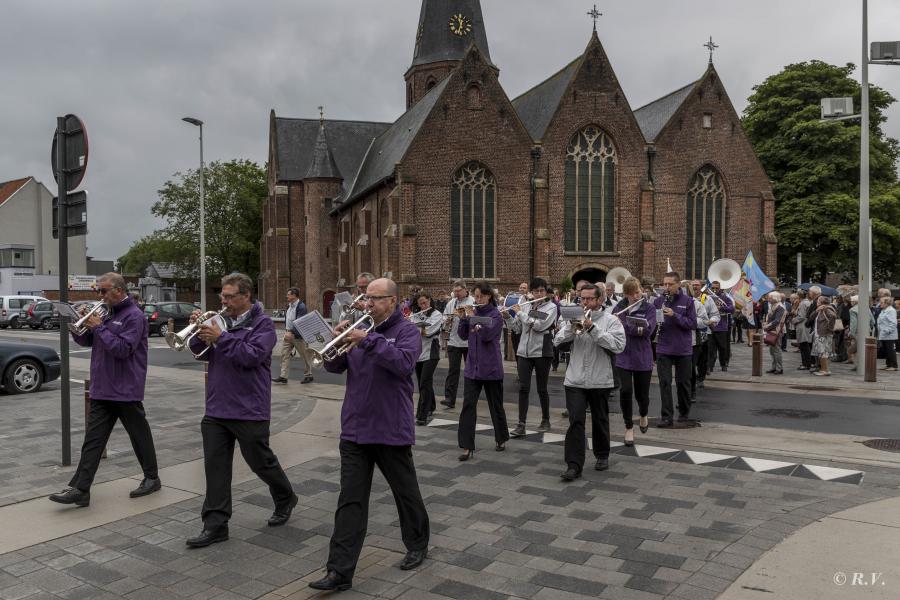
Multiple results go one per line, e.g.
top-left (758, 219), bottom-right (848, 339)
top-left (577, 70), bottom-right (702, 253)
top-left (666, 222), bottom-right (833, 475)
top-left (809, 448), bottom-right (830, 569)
top-left (273, 118), bottom-right (390, 182)
top-left (510, 57), bottom-right (580, 141)
top-left (633, 80), bottom-right (698, 142)
top-left (304, 125), bottom-right (342, 179)
top-left (343, 77), bottom-right (452, 204)
top-left (410, 0), bottom-right (494, 70)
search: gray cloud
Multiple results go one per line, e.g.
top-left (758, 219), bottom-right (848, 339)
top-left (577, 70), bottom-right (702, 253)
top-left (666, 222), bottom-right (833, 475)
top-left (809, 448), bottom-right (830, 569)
top-left (2, 0), bottom-right (898, 261)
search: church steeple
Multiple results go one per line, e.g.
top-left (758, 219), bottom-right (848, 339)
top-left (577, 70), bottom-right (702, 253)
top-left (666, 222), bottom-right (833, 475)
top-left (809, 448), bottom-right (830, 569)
top-left (304, 121), bottom-right (341, 180)
top-left (404, 0), bottom-right (496, 108)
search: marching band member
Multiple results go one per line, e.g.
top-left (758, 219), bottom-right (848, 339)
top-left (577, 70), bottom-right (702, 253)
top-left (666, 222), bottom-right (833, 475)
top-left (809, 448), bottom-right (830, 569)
top-left (342, 272), bottom-right (375, 323)
top-left (614, 277), bottom-right (656, 446)
top-left (413, 293), bottom-right (444, 425)
top-left (653, 271), bottom-right (697, 427)
top-left (691, 281), bottom-right (720, 396)
top-left (707, 280), bottom-right (734, 372)
top-left (505, 278), bottom-right (559, 436)
top-left (456, 282), bottom-right (509, 460)
top-left (50, 273), bottom-right (159, 508)
top-left (553, 284), bottom-right (625, 480)
top-left (441, 280), bottom-right (474, 409)
top-left (310, 278), bottom-right (429, 592)
top-left (185, 274), bottom-right (297, 548)
top-left (683, 281), bottom-right (710, 402)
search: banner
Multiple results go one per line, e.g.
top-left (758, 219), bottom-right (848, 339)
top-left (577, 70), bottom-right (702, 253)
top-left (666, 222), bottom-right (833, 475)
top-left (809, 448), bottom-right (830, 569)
top-left (67, 275), bottom-right (97, 291)
top-left (741, 251), bottom-right (775, 302)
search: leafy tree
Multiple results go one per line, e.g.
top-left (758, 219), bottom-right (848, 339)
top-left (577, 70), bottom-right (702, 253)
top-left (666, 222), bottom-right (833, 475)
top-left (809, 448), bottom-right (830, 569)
top-left (117, 232), bottom-right (179, 276)
top-left (742, 60), bottom-right (900, 281)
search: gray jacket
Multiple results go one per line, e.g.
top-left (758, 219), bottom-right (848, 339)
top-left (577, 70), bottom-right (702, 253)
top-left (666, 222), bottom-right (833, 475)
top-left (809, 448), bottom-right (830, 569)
top-left (793, 299), bottom-right (812, 344)
top-left (443, 296), bottom-right (474, 348)
top-left (413, 309), bottom-right (444, 362)
top-left (553, 310), bottom-right (626, 389)
top-left (505, 300), bottom-right (558, 358)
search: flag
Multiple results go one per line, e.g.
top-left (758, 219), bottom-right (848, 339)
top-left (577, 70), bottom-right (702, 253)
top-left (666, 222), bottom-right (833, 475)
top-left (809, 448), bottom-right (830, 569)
top-left (741, 251), bottom-right (776, 302)
top-left (731, 277), bottom-right (753, 309)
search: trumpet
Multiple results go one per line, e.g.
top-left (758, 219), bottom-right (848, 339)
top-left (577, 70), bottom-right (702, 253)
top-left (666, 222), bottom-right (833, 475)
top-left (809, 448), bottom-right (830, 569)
top-left (167, 308), bottom-right (228, 358)
top-left (310, 311), bottom-right (376, 367)
top-left (69, 302), bottom-right (109, 335)
top-left (339, 294), bottom-right (367, 321)
top-left (571, 307), bottom-right (593, 335)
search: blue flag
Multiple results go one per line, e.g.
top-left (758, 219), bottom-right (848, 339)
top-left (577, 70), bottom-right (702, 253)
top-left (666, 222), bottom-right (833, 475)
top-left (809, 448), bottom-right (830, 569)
top-left (741, 251), bottom-right (775, 302)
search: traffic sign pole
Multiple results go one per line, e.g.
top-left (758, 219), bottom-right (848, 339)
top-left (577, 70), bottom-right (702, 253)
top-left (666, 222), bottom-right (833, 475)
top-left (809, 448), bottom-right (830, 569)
top-left (56, 116), bottom-right (71, 467)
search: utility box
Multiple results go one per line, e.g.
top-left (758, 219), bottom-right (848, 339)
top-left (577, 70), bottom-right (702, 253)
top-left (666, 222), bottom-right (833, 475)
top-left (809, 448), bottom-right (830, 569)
top-left (871, 41), bottom-right (900, 60)
top-left (821, 97), bottom-right (854, 119)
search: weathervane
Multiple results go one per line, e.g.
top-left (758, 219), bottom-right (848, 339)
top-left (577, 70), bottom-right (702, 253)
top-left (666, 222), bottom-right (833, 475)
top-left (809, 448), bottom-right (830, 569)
top-left (587, 4), bottom-right (601, 32)
top-left (704, 36), bottom-right (719, 64)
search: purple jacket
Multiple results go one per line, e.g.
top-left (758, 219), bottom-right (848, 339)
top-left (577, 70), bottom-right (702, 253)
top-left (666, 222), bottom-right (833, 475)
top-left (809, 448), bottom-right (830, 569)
top-left (712, 292), bottom-right (734, 332)
top-left (190, 302), bottom-right (277, 421)
top-left (653, 291), bottom-right (696, 357)
top-left (614, 298), bottom-right (656, 372)
top-left (325, 309), bottom-right (421, 446)
top-left (72, 296), bottom-right (148, 402)
top-left (458, 304), bottom-right (504, 381)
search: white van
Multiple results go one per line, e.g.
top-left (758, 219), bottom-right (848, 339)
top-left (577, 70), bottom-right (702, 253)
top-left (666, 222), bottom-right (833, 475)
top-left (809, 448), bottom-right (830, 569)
top-left (0, 295), bottom-right (49, 329)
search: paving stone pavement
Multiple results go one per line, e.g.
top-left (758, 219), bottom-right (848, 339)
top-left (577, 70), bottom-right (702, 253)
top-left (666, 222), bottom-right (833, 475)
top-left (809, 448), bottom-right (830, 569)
top-left (2, 412), bottom-right (899, 600)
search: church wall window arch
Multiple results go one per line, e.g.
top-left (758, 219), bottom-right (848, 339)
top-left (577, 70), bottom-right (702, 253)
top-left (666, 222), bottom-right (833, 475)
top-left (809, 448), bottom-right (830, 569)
top-left (564, 126), bottom-right (617, 252)
top-left (450, 161), bottom-right (495, 279)
top-left (685, 165), bottom-right (727, 280)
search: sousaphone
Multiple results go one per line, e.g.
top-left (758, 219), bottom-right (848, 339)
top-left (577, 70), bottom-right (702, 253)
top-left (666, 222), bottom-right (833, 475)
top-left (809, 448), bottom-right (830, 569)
top-left (605, 267), bottom-right (631, 294)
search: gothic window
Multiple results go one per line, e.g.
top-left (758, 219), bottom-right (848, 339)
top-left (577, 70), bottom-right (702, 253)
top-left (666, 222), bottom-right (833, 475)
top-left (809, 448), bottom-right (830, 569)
top-left (686, 166), bottom-right (727, 279)
top-left (466, 84), bottom-right (483, 110)
top-left (564, 126), bottom-right (617, 252)
top-left (451, 162), bottom-right (495, 279)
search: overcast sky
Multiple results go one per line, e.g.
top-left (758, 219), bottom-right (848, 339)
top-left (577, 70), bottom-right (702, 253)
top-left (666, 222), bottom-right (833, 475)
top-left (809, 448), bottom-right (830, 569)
top-left (2, 0), bottom-right (898, 262)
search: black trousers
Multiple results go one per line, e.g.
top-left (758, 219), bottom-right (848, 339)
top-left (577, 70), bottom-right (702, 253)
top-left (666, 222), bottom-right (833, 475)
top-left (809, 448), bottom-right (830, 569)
top-left (443, 346), bottom-right (468, 406)
top-left (691, 343), bottom-right (704, 394)
top-left (657, 354), bottom-right (692, 421)
top-left (708, 330), bottom-right (731, 369)
top-left (564, 386), bottom-right (610, 473)
top-left (509, 332), bottom-right (521, 361)
top-left (617, 368), bottom-right (652, 429)
top-left (883, 340), bottom-right (898, 369)
top-left (200, 416), bottom-right (294, 529)
top-left (458, 378), bottom-right (509, 450)
top-left (70, 400), bottom-right (158, 491)
top-left (799, 341), bottom-right (813, 368)
top-left (415, 359), bottom-right (439, 420)
top-left (327, 440), bottom-right (429, 580)
top-left (696, 340), bottom-right (709, 382)
top-left (516, 356), bottom-right (552, 424)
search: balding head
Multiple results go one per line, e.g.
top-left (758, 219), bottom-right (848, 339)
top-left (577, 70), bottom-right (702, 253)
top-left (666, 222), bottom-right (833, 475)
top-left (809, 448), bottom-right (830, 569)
top-left (365, 278), bottom-right (398, 323)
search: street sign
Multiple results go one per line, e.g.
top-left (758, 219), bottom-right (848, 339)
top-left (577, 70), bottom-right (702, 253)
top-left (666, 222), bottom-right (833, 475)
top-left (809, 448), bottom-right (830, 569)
top-left (51, 114), bottom-right (88, 192)
top-left (51, 190), bottom-right (87, 238)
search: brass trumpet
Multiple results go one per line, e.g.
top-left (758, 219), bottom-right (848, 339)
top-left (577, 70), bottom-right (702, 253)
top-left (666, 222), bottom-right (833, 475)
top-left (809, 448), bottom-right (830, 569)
top-left (571, 307), bottom-right (593, 335)
top-left (167, 308), bottom-right (228, 358)
top-left (310, 311), bottom-right (376, 367)
top-left (69, 302), bottom-right (109, 335)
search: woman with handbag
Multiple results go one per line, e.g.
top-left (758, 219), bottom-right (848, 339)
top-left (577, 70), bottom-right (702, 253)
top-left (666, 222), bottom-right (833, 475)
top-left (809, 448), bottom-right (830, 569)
top-left (810, 296), bottom-right (838, 376)
top-left (763, 292), bottom-right (786, 374)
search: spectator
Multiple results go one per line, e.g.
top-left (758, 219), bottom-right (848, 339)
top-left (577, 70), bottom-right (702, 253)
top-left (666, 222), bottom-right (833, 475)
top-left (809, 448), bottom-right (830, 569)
top-left (877, 296), bottom-right (898, 371)
top-left (763, 292), bottom-right (787, 375)
top-left (809, 294), bottom-right (837, 376)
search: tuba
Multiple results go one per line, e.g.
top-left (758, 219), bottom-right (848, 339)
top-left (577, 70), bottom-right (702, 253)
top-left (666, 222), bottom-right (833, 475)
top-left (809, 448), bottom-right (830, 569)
top-left (69, 302), bottom-right (109, 335)
top-left (702, 259), bottom-right (742, 305)
top-left (167, 308), bottom-right (228, 358)
top-left (605, 267), bottom-right (631, 295)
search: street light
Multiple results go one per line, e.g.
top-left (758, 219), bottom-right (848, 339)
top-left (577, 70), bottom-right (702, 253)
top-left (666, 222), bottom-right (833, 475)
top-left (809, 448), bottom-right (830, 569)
top-left (182, 117), bottom-right (206, 312)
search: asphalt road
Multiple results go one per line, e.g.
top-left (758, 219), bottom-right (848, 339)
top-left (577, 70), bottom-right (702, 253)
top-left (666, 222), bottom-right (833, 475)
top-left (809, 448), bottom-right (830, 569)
top-left (3, 328), bottom-right (900, 440)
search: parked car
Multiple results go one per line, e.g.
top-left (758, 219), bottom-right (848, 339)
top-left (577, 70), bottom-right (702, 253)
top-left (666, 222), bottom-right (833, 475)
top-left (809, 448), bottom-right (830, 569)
top-left (0, 340), bottom-right (61, 394)
top-left (0, 295), bottom-right (49, 329)
top-left (23, 301), bottom-right (62, 330)
top-left (143, 302), bottom-right (197, 337)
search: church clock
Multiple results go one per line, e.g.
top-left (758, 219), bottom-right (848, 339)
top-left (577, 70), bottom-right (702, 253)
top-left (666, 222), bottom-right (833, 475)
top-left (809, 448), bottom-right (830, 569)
top-left (449, 13), bottom-right (472, 36)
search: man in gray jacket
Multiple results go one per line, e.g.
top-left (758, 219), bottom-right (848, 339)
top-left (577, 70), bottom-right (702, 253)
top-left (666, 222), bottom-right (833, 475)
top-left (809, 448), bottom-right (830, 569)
top-left (553, 284), bottom-right (626, 480)
top-left (440, 280), bottom-right (474, 409)
top-left (793, 288), bottom-right (817, 370)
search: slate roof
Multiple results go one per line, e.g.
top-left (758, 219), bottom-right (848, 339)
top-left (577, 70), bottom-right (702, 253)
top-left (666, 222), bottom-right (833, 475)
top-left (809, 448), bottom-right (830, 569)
top-left (273, 118), bottom-right (390, 183)
top-left (0, 177), bottom-right (32, 208)
top-left (304, 125), bottom-right (342, 179)
top-left (511, 58), bottom-right (580, 142)
top-left (410, 0), bottom-right (494, 69)
top-left (633, 80), bottom-right (698, 142)
top-left (146, 262), bottom-right (178, 279)
top-left (343, 77), bottom-right (452, 204)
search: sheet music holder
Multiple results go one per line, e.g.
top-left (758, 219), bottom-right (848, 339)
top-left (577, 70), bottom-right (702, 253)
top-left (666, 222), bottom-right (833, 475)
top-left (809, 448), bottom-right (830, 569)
top-left (527, 309), bottom-right (545, 320)
top-left (52, 302), bottom-right (80, 320)
top-left (294, 311), bottom-right (335, 353)
top-left (468, 316), bottom-right (492, 327)
top-left (504, 294), bottom-right (521, 308)
top-left (626, 316), bottom-right (649, 329)
top-left (559, 305), bottom-right (584, 320)
top-left (334, 291), bottom-right (353, 308)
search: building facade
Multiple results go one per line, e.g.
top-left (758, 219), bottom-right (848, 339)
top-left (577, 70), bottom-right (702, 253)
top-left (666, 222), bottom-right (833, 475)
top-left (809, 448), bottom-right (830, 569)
top-left (260, 0), bottom-right (776, 311)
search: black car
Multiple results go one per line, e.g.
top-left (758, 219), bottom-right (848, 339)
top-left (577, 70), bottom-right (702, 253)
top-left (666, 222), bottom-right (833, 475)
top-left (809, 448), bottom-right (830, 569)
top-left (0, 341), bottom-right (61, 394)
top-left (23, 301), bottom-right (62, 330)
top-left (144, 302), bottom-right (197, 337)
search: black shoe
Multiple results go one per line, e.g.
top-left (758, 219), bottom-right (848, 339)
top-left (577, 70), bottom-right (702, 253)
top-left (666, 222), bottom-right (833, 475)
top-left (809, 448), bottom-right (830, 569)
top-left (308, 570), bottom-right (352, 591)
top-left (301, 375), bottom-right (314, 384)
top-left (698, 380), bottom-right (705, 389)
top-left (272, 377), bottom-right (288, 384)
top-left (186, 527), bottom-right (229, 548)
top-left (440, 399), bottom-right (455, 409)
top-left (766, 368), bottom-right (777, 374)
top-left (458, 449), bottom-right (473, 461)
top-left (721, 366), bottom-right (728, 372)
top-left (537, 419), bottom-right (551, 433)
top-left (398, 548), bottom-right (427, 571)
top-left (511, 423), bottom-right (526, 438)
top-left (656, 419), bottom-right (673, 428)
top-left (268, 494), bottom-right (298, 527)
top-left (774, 370), bottom-right (783, 375)
top-left (495, 442), bottom-right (505, 452)
top-left (129, 477), bottom-right (161, 498)
top-left (416, 418), bottom-right (427, 426)
top-left (639, 418), bottom-right (649, 434)
top-left (561, 410), bottom-right (569, 418)
top-left (677, 414), bottom-right (690, 422)
top-left (561, 467), bottom-right (581, 481)
top-left (49, 487), bottom-right (90, 507)
top-left (594, 458), bottom-right (609, 471)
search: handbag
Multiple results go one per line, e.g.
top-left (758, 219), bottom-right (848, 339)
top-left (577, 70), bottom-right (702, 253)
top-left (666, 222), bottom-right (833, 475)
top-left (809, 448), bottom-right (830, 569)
top-left (764, 310), bottom-right (786, 347)
top-left (833, 318), bottom-right (844, 332)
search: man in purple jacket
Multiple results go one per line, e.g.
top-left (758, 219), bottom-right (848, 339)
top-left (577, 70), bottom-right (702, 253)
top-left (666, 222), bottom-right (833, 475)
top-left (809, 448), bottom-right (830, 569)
top-left (310, 278), bottom-right (429, 592)
top-left (185, 273), bottom-right (297, 548)
top-left (50, 273), bottom-right (159, 508)
top-left (652, 272), bottom-right (697, 427)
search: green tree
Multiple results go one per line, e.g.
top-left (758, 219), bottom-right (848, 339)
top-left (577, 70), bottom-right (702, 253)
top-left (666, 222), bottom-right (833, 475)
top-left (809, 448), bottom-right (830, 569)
top-left (117, 232), bottom-right (179, 276)
top-left (742, 60), bottom-right (900, 281)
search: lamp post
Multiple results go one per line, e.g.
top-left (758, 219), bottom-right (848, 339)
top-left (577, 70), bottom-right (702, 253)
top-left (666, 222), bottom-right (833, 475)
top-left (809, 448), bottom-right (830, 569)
top-left (182, 117), bottom-right (206, 311)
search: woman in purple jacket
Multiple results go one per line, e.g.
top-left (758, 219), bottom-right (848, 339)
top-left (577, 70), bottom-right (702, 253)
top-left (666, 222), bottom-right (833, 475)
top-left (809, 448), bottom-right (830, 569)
top-left (456, 281), bottom-right (510, 460)
top-left (614, 277), bottom-right (657, 446)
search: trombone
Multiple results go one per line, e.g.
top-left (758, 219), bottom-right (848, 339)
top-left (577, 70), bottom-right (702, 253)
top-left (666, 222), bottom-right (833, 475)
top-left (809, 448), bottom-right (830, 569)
top-left (69, 302), bottom-right (109, 335)
top-left (167, 308), bottom-right (228, 358)
top-left (310, 311), bottom-right (376, 367)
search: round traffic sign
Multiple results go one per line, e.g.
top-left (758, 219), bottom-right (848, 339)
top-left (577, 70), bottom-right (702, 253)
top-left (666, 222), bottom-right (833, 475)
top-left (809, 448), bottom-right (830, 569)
top-left (51, 114), bottom-right (89, 192)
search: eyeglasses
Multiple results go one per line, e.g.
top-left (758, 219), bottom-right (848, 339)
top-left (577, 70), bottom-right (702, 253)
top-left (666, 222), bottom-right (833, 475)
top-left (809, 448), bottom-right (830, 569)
top-left (220, 292), bottom-right (247, 301)
top-left (97, 287), bottom-right (114, 295)
top-left (364, 295), bottom-right (393, 302)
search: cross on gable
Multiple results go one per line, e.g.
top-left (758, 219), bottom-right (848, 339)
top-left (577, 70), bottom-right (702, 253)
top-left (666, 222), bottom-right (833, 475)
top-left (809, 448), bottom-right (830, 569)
top-left (587, 4), bottom-right (601, 32)
top-left (704, 36), bottom-right (719, 64)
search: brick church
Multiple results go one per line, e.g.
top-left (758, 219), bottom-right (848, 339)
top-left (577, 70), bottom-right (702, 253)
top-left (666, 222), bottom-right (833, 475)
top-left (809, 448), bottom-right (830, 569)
top-left (260, 0), bottom-right (776, 313)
